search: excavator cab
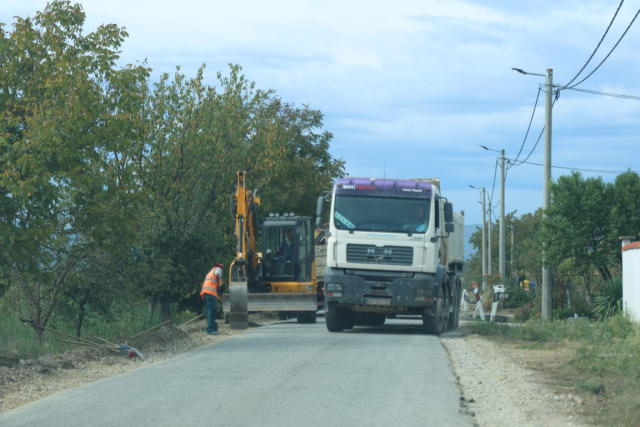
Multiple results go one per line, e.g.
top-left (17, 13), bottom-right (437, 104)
top-left (224, 170), bottom-right (318, 329)
top-left (260, 216), bottom-right (315, 291)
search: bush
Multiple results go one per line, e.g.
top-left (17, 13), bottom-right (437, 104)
top-left (502, 286), bottom-right (535, 309)
top-left (594, 277), bottom-right (623, 320)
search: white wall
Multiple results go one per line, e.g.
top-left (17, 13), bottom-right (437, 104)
top-left (622, 242), bottom-right (640, 322)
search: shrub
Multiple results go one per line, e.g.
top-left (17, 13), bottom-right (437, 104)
top-left (502, 286), bottom-right (535, 309)
top-left (594, 277), bottom-right (623, 320)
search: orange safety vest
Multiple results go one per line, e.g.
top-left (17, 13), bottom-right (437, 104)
top-left (200, 268), bottom-right (221, 299)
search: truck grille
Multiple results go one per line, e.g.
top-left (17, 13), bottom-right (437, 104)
top-left (346, 244), bottom-right (413, 266)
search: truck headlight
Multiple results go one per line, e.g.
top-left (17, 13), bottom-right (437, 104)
top-left (325, 283), bottom-right (343, 291)
top-left (414, 287), bottom-right (432, 302)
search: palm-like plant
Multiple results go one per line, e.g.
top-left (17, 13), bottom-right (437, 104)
top-left (593, 277), bottom-right (623, 320)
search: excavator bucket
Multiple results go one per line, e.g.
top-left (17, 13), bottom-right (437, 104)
top-left (227, 279), bottom-right (249, 330)
top-left (223, 290), bottom-right (317, 330)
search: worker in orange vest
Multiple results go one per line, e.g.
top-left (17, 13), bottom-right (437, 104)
top-left (201, 263), bottom-right (223, 335)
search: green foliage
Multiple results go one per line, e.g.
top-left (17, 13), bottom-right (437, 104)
top-left (542, 171), bottom-right (640, 284)
top-left (0, 3), bottom-right (344, 342)
top-left (469, 313), bottom-right (636, 346)
top-left (0, 1), bottom-right (149, 339)
top-left (132, 63), bottom-right (344, 318)
top-left (594, 277), bottom-right (623, 320)
top-left (501, 286), bottom-right (534, 309)
top-left (542, 172), bottom-right (614, 281)
top-left (465, 211), bottom-right (542, 294)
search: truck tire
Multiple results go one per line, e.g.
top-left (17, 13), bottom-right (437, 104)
top-left (448, 278), bottom-right (460, 331)
top-left (278, 312), bottom-right (289, 321)
top-left (365, 313), bottom-right (386, 326)
top-left (325, 304), bottom-right (345, 332)
top-left (344, 310), bottom-right (356, 329)
top-left (297, 311), bottom-right (317, 324)
top-left (423, 282), bottom-right (450, 335)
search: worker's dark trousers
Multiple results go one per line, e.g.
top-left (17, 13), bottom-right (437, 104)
top-left (204, 294), bottom-right (218, 333)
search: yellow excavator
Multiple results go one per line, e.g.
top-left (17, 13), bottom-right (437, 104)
top-left (222, 171), bottom-right (319, 329)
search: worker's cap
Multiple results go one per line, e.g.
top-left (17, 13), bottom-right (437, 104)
top-left (214, 263), bottom-right (224, 269)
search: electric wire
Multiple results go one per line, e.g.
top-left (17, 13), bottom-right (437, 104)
top-left (509, 92), bottom-right (559, 169)
top-left (564, 87), bottom-right (640, 100)
top-left (565, 6), bottom-right (640, 89)
top-left (489, 159), bottom-right (498, 203)
top-left (504, 158), bottom-right (639, 175)
top-left (561, 0), bottom-right (625, 89)
top-left (508, 88), bottom-right (541, 169)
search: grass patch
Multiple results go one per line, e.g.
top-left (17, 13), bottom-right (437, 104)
top-left (0, 301), bottom-right (197, 362)
top-left (468, 314), bottom-right (640, 426)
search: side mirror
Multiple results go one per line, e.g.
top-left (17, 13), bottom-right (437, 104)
top-left (444, 202), bottom-right (454, 223)
top-left (316, 196), bottom-right (326, 226)
top-left (445, 222), bottom-right (455, 233)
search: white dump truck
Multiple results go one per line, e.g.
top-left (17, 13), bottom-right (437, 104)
top-left (316, 177), bottom-right (464, 335)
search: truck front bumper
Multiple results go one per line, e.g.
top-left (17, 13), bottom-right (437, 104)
top-left (323, 267), bottom-right (437, 311)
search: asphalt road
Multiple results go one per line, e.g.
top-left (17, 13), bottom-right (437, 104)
top-left (1, 314), bottom-right (472, 427)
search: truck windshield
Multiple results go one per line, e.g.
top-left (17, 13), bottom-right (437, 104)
top-left (334, 195), bottom-right (430, 233)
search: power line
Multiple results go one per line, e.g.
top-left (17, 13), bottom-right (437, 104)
top-left (489, 159), bottom-right (499, 205)
top-left (564, 87), bottom-right (640, 100)
top-left (509, 88), bottom-right (541, 168)
top-left (504, 158), bottom-right (639, 175)
top-left (565, 6), bottom-right (640, 89)
top-left (561, 0), bottom-right (625, 89)
top-left (509, 92), bottom-right (559, 169)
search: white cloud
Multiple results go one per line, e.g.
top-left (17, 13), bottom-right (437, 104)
top-left (4, 0), bottom-right (640, 223)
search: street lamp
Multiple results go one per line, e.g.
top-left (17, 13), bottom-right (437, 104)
top-left (470, 185), bottom-right (487, 291)
top-left (512, 67), bottom-right (554, 321)
top-left (480, 146), bottom-right (506, 284)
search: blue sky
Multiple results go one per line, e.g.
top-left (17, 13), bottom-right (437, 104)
top-left (4, 0), bottom-right (640, 226)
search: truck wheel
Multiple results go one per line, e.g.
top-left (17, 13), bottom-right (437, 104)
top-left (297, 311), bottom-right (317, 324)
top-left (423, 282), bottom-right (449, 335)
top-left (278, 312), bottom-right (289, 321)
top-left (325, 305), bottom-right (345, 332)
top-left (365, 313), bottom-right (385, 326)
top-left (448, 280), bottom-right (460, 331)
top-left (344, 310), bottom-right (356, 329)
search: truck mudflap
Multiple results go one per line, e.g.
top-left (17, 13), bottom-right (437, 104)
top-left (222, 280), bottom-right (317, 330)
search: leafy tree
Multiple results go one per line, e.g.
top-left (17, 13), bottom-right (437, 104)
top-left (513, 211), bottom-right (543, 288)
top-left (542, 172), bottom-right (614, 282)
top-left (132, 64), bottom-right (343, 319)
top-left (607, 171), bottom-right (640, 262)
top-left (257, 102), bottom-right (345, 217)
top-left (0, 1), bottom-right (149, 342)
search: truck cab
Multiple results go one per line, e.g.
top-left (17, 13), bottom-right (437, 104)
top-left (319, 178), bottom-right (463, 335)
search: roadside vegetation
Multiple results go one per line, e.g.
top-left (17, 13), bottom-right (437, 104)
top-left (0, 1), bottom-right (344, 362)
top-left (463, 133), bottom-right (639, 426)
top-left (467, 314), bottom-right (640, 426)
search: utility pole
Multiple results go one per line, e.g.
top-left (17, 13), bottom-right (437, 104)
top-left (470, 184), bottom-right (489, 292)
top-left (482, 188), bottom-right (487, 291)
top-left (541, 69), bottom-right (554, 321)
top-left (499, 149), bottom-right (506, 284)
top-left (511, 224), bottom-right (514, 279)
top-left (512, 66), bottom-right (554, 321)
top-left (487, 201), bottom-right (492, 279)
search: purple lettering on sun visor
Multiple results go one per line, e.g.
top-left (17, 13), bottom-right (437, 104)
top-left (334, 178), bottom-right (432, 198)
